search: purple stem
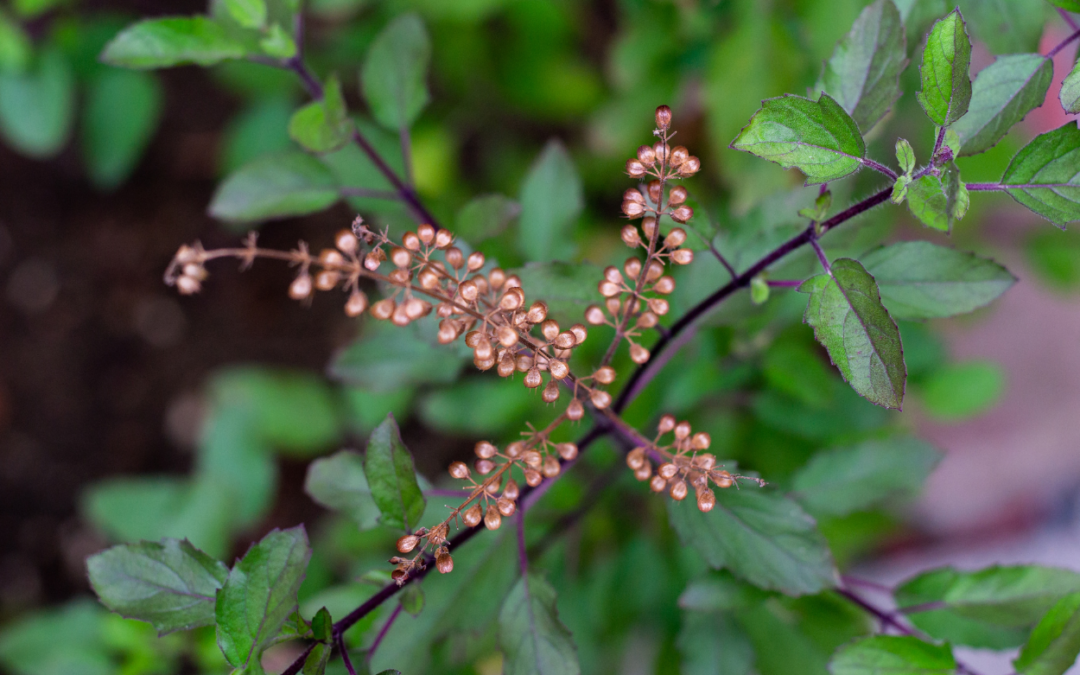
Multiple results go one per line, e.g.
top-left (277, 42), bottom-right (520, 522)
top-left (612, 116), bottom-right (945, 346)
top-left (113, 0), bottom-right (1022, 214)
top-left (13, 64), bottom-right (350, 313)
top-left (339, 633), bottom-right (358, 675)
top-left (931, 126), bottom-right (947, 161)
top-left (364, 603), bottom-right (402, 668)
top-left (1047, 27), bottom-right (1080, 59)
top-left (810, 237), bottom-right (832, 274)
top-left (861, 158), bottom-right (898, 180)
top-left (1059, 8), bottom-right (1080, 31)
top-left (965, 183), bottom-right (1004, 192)
top-left (766, 279), bottom-right (803, 288)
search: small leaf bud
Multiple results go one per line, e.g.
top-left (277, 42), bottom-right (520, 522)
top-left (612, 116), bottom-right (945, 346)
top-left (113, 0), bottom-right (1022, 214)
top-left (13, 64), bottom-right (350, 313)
top-left (463, 504), bottom-right (482, 527)
top-left (543, 455), bottom-right (561, 478)
top-left (449, 461), bottom-right (470, 480)
top-left (655, 105), bottom-right (672, 129)
top-left (621, 225), bottom-right (641, 247)
top-left (627, 447), bottom-right (646, 470)
top-left (670, 480), bottom-right (688, 501)
top-left (396, 535), bottom-right (420, 553)
top-left (525, 468), bottom-right (543, 486)
top-left (590, 389), bottom-right (612, 409)
top-left (567, 398), bottom-right (584, 420)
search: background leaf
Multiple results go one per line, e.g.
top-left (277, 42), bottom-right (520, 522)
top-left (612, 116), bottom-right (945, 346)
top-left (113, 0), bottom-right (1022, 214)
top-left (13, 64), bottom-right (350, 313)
top-left (209, 151), bottom-right (340, 224)
top-left (498, 573), bottom-right (581, 675)
top-left (101, 17), bottom-right (247, 69)
top-left (1000, 123), bottom-right (1080, 227)
top-left (1014, 593), bottom-right (1080, 675)
top-left (216, 527), bottom-right (311, 669)
top-left (224, 0), bottom-right (267, 30)
top-left (455, 193), bottom-right (521, 242)
top-left (517, 140), bottom-right (583, 261)
top-left (730, 94), bottom-right (866, 184)
top-left (916, 9), bottom-right (972, 127)
top-left (799, 258), bottom-right (906, 409)
top-left (678, 611), bottom-right (754, 675)
top-left (860, 241), bottom-right (1015, 319)
top-left (953, 54), bottom-right (1052, 156)
top-left (329, 323), bottom-right (465, 392)
top-left (790, 436), bottom-right (941, 517)
top-left (304, 450), bottom-right (381, 530)
top-left (87, 539), bottom-right (228, 635)
top-left (667, 491), bottom-right (838, 596)
top-left (511, 261), bottom-right (603, 324)
top-left (818, 0), bottom-right (907, 132)
top-left (81, 68), bottom-right (163, 189)
top-left (361, 13), bottom-right (430, 131)
top-left (0, 47), bottom-right (74, 158)
top-left (363, 414), bottom-right (426, 532)
top-left (1061, 60), bottom-right (1080, 115)
top-left (0, 601), bottom-right (113, 675)
top-left (829, 635), bottom-right (956, 675)
top-left (918, 361), bottom-right (1005, 421)
top-left (289, 74), bottom-right (351, 153)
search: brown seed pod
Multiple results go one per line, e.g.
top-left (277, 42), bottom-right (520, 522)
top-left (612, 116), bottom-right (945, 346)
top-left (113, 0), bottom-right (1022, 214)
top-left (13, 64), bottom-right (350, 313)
top-left (371, 297), bottom-right (396, 320)
top-left (446, 247), bottom-right (465, 269)
top-left (655, 105), bottom-right (672, 130)
top-left (390, 246), bottom-right (411, 268)
top-left (501, 287), bottom-right (525, 311)
top-left (664, 228), bottom-right (687, 248)
top-left (391, 302), bottom-right (411, 326)
top-left (548, 359), bottom-right (569, 379)
top-left (488, 267), bottom-right (506, 288)
top-left (650, 474), bottom-right (668, 493)
top-left (599, 280), bottom-right (621, 297)
top-left (653, 142), bottom-right (669, 163)
top-left (474, 336), bottom-right (493, 361)
top-left (594, 366), bottom-right (616, 385)
top-left (568, 324), bottom-right (587, 345)
top-left (319, 249), bottom-right (345, 267)
top-left (645, 260), bottom-right (664, 281)
top-left (345, 290), bottom-right (368, 317)
top-left (497, 496), bottom-right (516, 517)
top-left (634, 461), bottom-right (652, 481)
top-left (498, 354), bottom-right (516, 378)
top-left (647, 297), bottom-right (670, 316)
top-left (557, 443), bottom-right (578, 461)
top-left (391, 567), bottom-right (408, 583)
top-left (485, 505), bottom-right (502, 530)
top-left (658, 414), bottom-right (676, 434)
top-left (449, 461), bottom-right (470, 480)
top-left (503, 479), bottom-right (520, 500)
top-left (624, 188), bottom-right (646, 204)
top-left (289, 273), bottom-right (313, 300)
top-left (404, 298), bottom-right (430, 320)
top-left (522, 450), bottom-right (542, 468)
top-left (692, 433), bottom-right (712, 451)
top-left (467, 251), bottom-right (485, 271)
top-left (438, 320), bottom-right (459, 344)
top-left (629, 343), bottom-right (650, 364)
top-left (605, 297), bottom-right (622, 315)
top-left (669, 146), bottom-right (689, 167)
top-left (504, 274), bottom-right (522, 289)
top-left (437, 302), bottom-right (454, 318)
top-left (486, 480), bottom-right (501, 495)
top-left (621, 225), bottom-right (641, 248)
top-left (542, 379), bottom-right (560, 403)
top-left (496, 325), bottom-right (518, 348)
top-left (670, 206), bottom-right (694, 223)
top-left (474, 354), bottom-right (496, 370)
top-left (627, 447), bottom-right (646, 470)
top-left (417, 223), bottom-right (435, 244)
top-left (515, 354), bottom-right (534, 372)
top-left (463, 504), bottom-right (482, 528)
top-left (658, 462), bottom-right (679, 480)
top-left (434, 229), bottom-right (454, 248)
top-left (402, 231), bottom-right (421, 251)
top-left (567, 398), bottom-right (584, 420)
top-left (642, 216), bottom-right (657, 240)
top-left (524, 367), bottom-right (543, 389)
top-left (696, 488), bottom-right (716, 512)
top-left (626, 158), bottom-right (646, 177)
top-left (526, 301), bottom-right (548, 324)
top-left (647, 180), bottom-right (662, 204)
top-left (590, 389), bottom-right (612, 409)
top-left (670, 480), bottom-right (688, 501)
top-left (553, 331), bottom-right (575, 349)
top-left (429, 523), bottom-right (449, 545)
top-left (436, 550), bottom-right (454, 574)
top-left (680, 156), bottom-right (701, 176)
top-left (459, 279), bottom-right (479, 302)
top-left (176, 275), bottom-right (201, 295)
top-left (524, 468), bottom-right (543, 487)
top-left (336, 229), bottom-right (359, 254)
top-left (475, 441), bottom-right (497, 459)
top-left (671, 248), bottom-right (694, 265)
top-left (674, 420), bottom-right (691, 440)
top-left (713, 470), bottom-right (734, 489)
top-left (315, 270), bottom-right (340, 291)
top-left (506, 441), bottom-right (525, 458)
top-left (585, 305), bottom-right (606, 325)
top-left (624, 257), bottom-right (642, 280)
top-left (668, 185), bottom-right (688, 206)
top-left (622, 200), bottom-right (645, 218)
top-left (364, 251), bottom-right (382, 271)
top-left (475, 458), bottom-right (495, 475)
top-left (637, 144), bottom-right (657, 166)
top-left (653, 276), bottom-right (675, 294)
top-left (692, 454), bottom-right (716, 471)
top-left (396, 534), bottom-right (420, 553)
top-left (418, 267), bottom-right (440, 290)
top-left (543, 455), bottom-right (561, 478)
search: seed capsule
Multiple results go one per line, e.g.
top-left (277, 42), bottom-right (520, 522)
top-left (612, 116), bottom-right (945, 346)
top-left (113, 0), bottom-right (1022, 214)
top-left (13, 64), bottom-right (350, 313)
top-left (436, 550), bottom-right (454, 574)
top-left (658, 414), bottom-right (676, 434)
top-left (669, 145), bottom-right (689, 167)
top-left (675, 420), bottom-right (691, 440)
top-left (336, 229), bottom-right (359, 254)
top-left (474, 336), bottom-right (493, 360)
top-left (434, 229), bottom-right (454, 248)
top-left (524, 368), bottom-right (543, 389)
top-left (671, 248), bottom-right (694, 265)
top-left (594, 366), bottom-right (616, 385)
top-left (569, 324), bottom-right (587, 344)
top-left (405, 297), bottom-right (430, 319)
top-left (680, 156), bottom-right (701, 176)
top-left (713, 470), bottom-right (734, 489)
top-left (500, 287), bottom-right (525, 311)
top-left (397, 535), bottom-right (420, 553)
top-left (692, 433), bottom-right (712, 451)
top-left (659, 462), bottom-right (679, 480)
top-left (653, 276), bottom-right (675, 294)
top-left (429, 524), bottom-right (448, 545)
top-left (475, 458), bottom-right (495, 475)
top-left (497, 496), bottom-right (516, 517)
top-left (627, 447), bottom-right (646, 470)
top-left (655, 105), bottom-right (672, 130)
top-left (474, 354), bottom-right (496, 370)
top-left (668, 185), bottom-right (688, 206)
top-left (524, 468), bottom-right (543, 486)
top-left (637, 144), bottom-right (657, 166)
top-left (498, 354), bottom-right (516, 378)
top-left (475, 441), bottom-right (497, 459)
top-left (670, 480), bottom-right (688, 501)
top-left (390, 246), bottom-right (410, 268)
top-left (697, 488), bottom-right (716, 512)
top-left (692, 455), bottom-right (716, 472)
top-left (371, 298), bottom-right (396, 320)
top-left (585, 305), bottom-right (605, 325)
top-left (542, 379), bottom-right (560, 403)
top-left (417, 223), bottom-right (435, 244)
top-left (438, 320), bottom-right (459, 344)
top-left (626, 158), bottom-right (646, 177)
top-left (463, 504), bottom-right (483, 527)
top-left (364, 251), bottom-right (382, 271)
top-left (556, 443), bottom-right (578, 461)
top-left (515, 354), bottom-right (533, 372)
top-left (642, 216), bottom-right (657, 240)
top-left (623, 200), bottom-right (645, 218)
top-left (599, 280), bottom-right (621, 297)
top-left (634, 461), bottom-right (652, 481)
top-left (621, 225), bottom-right (641, 247)
top-left (467, 251), bottom-right (485, 271)
top-left (176, 275), bottom-right (201, 294)
top-left (548, 359), bottom-right (569, 379)
top-left (289, 273), bottom-right (313, 300)
top-left (554, 331), bottom-right (576, 349)
top-left (506, 441), bottom-right (524, 458)
top-left (629, 343), bottom-right (650, 364)
top-left (543, 455), bottom-right (561, 478)
top-left (315, 270), bottom-right (340, 291)
top-left (637, 311), bottom-right (658, 329)
top-left (496, 324), bottom-right (518, 348)
top-left (345, 290), bottom-right (368, 317)
top-left (605, 297), bottom-right (622, 314)
top-left (504, 274), bottom-right (522, 289)
top-left (645, 260), bottom-right (664, 281)
top-left (567, 398), bottom-right (584, 420)
top-left (648, 297), bottom-right (669, 315)
top-left (391, 302), bottom-right (411, 326)
top-left (650, 475), bottom-right (667, 492)
top-left (653, 142), bottom-right (669, 163)
top-left (445, 247), bottom-right (464, 269)
top-left (402, 231), bottom-right (421, 251)
top-left (590, 389), bottom-right (612, 409)
top-left (449, 461), bottom-right (470, 480)
top-left (522, 450), bottom-right (542, 467)
top-left (526, 301), bottom-right (548, 324)
top-left (624, 257), bottom-right (642, 280)
top-left (671, 206), bottom-right (693, 223)
top-left (664, 228), bottom-right (687, 248)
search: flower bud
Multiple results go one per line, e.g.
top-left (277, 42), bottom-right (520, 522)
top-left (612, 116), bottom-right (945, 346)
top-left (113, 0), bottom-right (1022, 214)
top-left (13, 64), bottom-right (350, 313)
top-left (590, 389), bottom-right (612, 409)
top-left (630, 343), bottom-right (650, 364)
top-left (671, 248), bottom-right (694, 265)
top-left (670, 480), bottom-right (688, 501)
top-left (463, 504), bottom-right (482, 527)
top-left (475, 458), bottom-right (495, 475)
top-left (679, 156), bottom-right (701, 176)
top-left (397, 534), bottom-right (420, 553)
top-left (637, 144), bottom-right (657, 166)
top-left (621, 225), bottom-right (641, 247)
top-left (696, 488), bottom-right (716, 512)
top-left (670, 146), bottom-right (689, 167)
top-left (557, 443), bottom-right (578, 461)
top-left (336, 229), bottom-right (359, 254)
top-left (176, 275), bottom-right (201, 295)
top-left (497, 496), bottom-right (517, 517)
top-left (449, 461), bottom-right (470, 480)
top-left (524, 367), bottom-right (543, 389)
top-left (543, 455), bottom-right (561, 478)
top-left (627, 447), bottom-right (646, 470)
top-left (626, 158), bottom-right (646, 177)
top-left (417, 223), bottom-right (435, 244)
top-left (289, 273), bottom-right (313, 300)
top-left (567, 398), bottom-right (584, 420)
top-left (650, 475), bottom-right (667, 492)
top-left (658, 414), bottom-right (676, 434)
top-left (585, 305), bottom-right (605, 325)
top-left (525, 468), bottom-right (543, 486)
top-left (655, 105), bottom-right (672, 130)
top-left (437, 550), bottom-right (454, 574)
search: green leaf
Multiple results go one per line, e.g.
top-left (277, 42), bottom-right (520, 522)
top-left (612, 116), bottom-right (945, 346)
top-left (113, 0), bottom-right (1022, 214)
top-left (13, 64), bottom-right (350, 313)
top-left (216, 527), bottom-right (311, 669)
top-left (301, 642), bottom-right (330, 675)
top-left (304, 450), bottom-right (381, 530)
top-left (860, 241), bottom-right (1015, 320)
top-left (678, 612), bottom-right (754, 675)
top-left (510, 261), bottom-right (602, 324)
top-left (310, 607), bottom-right (331, 641)
top-left (666, 491), bottom-right (838, 596)
top-left (956, 0), bottom-right (1047, 54)
top-left (361, 13), bottom-right (430, 130)
top-left (916, 9), bottom-right (972, 127)
top-left (1014, 593), bottom-right (1080, 675)
top-left (0, 47), bottom-right (74, 159)
top-left (730, 93), bottom-right (866, 184)
top-left (196, 403), bottom-right (277, 530)
top-left (952, 54), bottom-right (1052, 156)
top-left (455, 193), bottom-right (521, 242)
top-left (791, 437), bottom-right (941, 517)
top-left (101, 17), bottom-right (247, 69)
top-left (818, 0), bottom-right (907, 132)
top-left (1061, 60), bottom-right (1080, 115)
top-left (499, 573), bottom-right (581, 675)
top-left (12, 0), bottom-right (66, 19)
top-left (400, 584), bottom-right (425, 617)
top-left (209, 151), bottom-right (339, 224)
top-left (329, 323), bottom-right (465, 392)
top-left (751, 276), bottom-right (770, 304)
top-left (0, 600), bottom-right (113, 675)
top-left (893, 175), bottom-right (911, 203)
top-left (220, 97), bottom-right (295, 174)
top-left (897, 138), bottom-right (916, 174)
top-left (896, 565), bottom-right (1080, 649)
top-left (905, 166), bottom-right (967, 232)
top-left (678, 571), bottom-right (771, 613)
top-left (224, 0), bottom-right (267, 30)
top-left (364, 414), bottom-right (426, 531)
top-left (81, 69), bottom-right (163, 189)
top-left (1047, 1), bottom-right (1080, 11)
top-left (1024, 227), bottom-right (1080, 291)
top-left (259, 23), bottom-right (297, 59)
top-left (799, 258), bottom-right (906, 410)
top-left (919, 361), bottom-right (1005, 421)
top-left (419, 378), bottom-right (537, 436)
top-left (87, 539), bottom-right (227, 635)
top-left (289, 75), bottom-right (351, 153)
top-left (0, 10), bottom-right (31, 74)
top-left (1000, 122), bottom-right (1080, 228)
top-left (829, 636), bottom-right (957, 675)
top-left (517, 140), bottom-right (584, 261)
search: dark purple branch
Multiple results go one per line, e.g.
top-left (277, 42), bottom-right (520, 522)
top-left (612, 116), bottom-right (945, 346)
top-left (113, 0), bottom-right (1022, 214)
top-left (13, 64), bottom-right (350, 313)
top-left (810, 237), bottom-right (832, 273)
top-left (861, 158), bottom-right (898, 180)
top-left (1047, 27), bottom-right (1080, 59)
top-left (766, 279), bottom-right (803, 288)
top-left (339, 632), bottom-right (358, 675)
top-left (1059, 8), bottom-right (1080, 31)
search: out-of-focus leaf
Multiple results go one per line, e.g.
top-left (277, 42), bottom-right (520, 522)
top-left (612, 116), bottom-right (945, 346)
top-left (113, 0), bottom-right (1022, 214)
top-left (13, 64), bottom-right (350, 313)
top-left (861, 241), bottom-right (1015, 319)
top-left (209, 151), bottom-right (339, 225)
top-left (1047, 1), bottom-right (1080, 12)
top-left (455, 194), bottom-right (521, 242)
top-left (1000, 123), bottom-right (1080, 228)
top-left (818, 0), bottom-right (907, 132)
top-left (87, 539), bottom-right (228, 635)
top-left (1014, 592), bottom-right (1080, 675)
top-left (400, 584), bottom-right (424, 617)
top-left (0, 47), bottom-right (74, 158)
top-left (953, 54), bottom-right (1052, 156)
top-left (517, 140), bottom-right (583, 261)
top-left (0, 600), bottom-right (113, 675)
top-left (918, 361), bottom-right (1005, 421)
top-left (730, 94), bottom-right (866, 184)
top-left (259, 23), bottom-right (297, 59)
top-left (799, 258), bottom-right (906, 410)
top-left (667, 491), bottom-right (838, 596)
top-left (220, 96), bottom-right (294, 174)
top-left (896, 565), bottom-right (1080, 649)
top-left (830, 635), bottom-right (956, 675)
top-left (498, 573), bottom-right (580, 675)
top-left (1061, 60), bottom-right (1080, 115)
top-left (364, 414), bottom-right (425, 532)
top-left (678, 611), bottom-right (754, 675)
top-left (678, 571), bottom-right (772, 613)
top-left (1024, 228), bottom-right (1080, 291)
top-left (790, 437), bottom-right (941, 517)
top-left (762, 339), bottom-right (834, 409)
top-left (419, 378), bottom-right (538, 436)
top-left (511, 261), bottom-right (603, 324)
top-left (304, 450), bottom-right (381, 530)
top-left (81, 69), bottom-right (163, 189)
top-left (302, 642), bottom-right (331, 675)
top-left (289, 74), bottom-right (351, 153)
top-left (0, 11), bottom-right (30, 73)
top-left (917, 9), bottom-right (972, 127)
top-left (101, 17), bottom-right (248, 69)
top-left (216, 527), bottom-right (311, 669)
top-left (224, 0), bottom-right (267, 30)
top-left (11, 0), bottom-right (66, 20)
top-left (956, 0), bottom-right (1046, 54)
top-left (361, 13), bottom-right (430, 130)
top-left (329, 323), bottom-right (465, 392)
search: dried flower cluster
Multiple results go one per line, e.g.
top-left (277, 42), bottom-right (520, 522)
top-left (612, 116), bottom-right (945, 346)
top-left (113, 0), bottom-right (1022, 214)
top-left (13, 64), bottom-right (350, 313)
top-left (163, 106), bottom-right (761, 585)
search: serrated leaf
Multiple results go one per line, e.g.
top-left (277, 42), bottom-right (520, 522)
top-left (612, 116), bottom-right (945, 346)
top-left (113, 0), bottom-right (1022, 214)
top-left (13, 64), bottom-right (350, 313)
top-left (0, 47), bottom-right (74, 159)
top-left (361, 13), bottom-right (430, 130)
top-left (798, 258), bottom-right (906, 409)
top-left (897, 138), bottom-right (916, 174)
top-left (1000, 122), bottom-right (1080, 227)
top-left (455, 193), bottom-right (521, 242)
top-left (329, 322), bottom-right (465, 392)
top-left (209, 151), bottom-right (339, 225)
top-left (818, 0), bottom-right (907, 131)
top-left (101, 17), bottom-right (247, 69)
top-left (896, 566), bottom-right (1080, 649)
top-left (81, 69), bottom-right (163, 189)
top-left (906, 166), bottom-right (966, 232)
top-left (87, 539), bottom-right (227, 635)
top-left (216, 527), bottom-right (311, 669)
top-left (829, 636), bottom-right (957, 675)
top-left (917, 9), bottom-right (972, 127)
top-left (730, 93), bottom-right (867, 184)
top-left (791, 437), bottom-right (941, 517)
top-left (952, 54), bottom-right (1052, 156)
top-left (304, 451), bottom-right (381, 529)
top-left (364, 414), bottom-right (425, 532)
top-left (1014, 593), bottom-right (1080, 675)
top-left (667, 491), bottom-right (838, 596)
top-left (1063, 59), bottom-right (1080, 114)
top-left (499, 573), bottom-right (581, 675)
top-left (678, 611), bottom-right (754, 675)
top-left (860, 241), bottom-right (1015, 319)
top-left (289, 74), bottom-right (351, 153)
top-left (224, 0), bottom-right (267, 29)
top-left (517, 140), bottom-right (583, 261)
